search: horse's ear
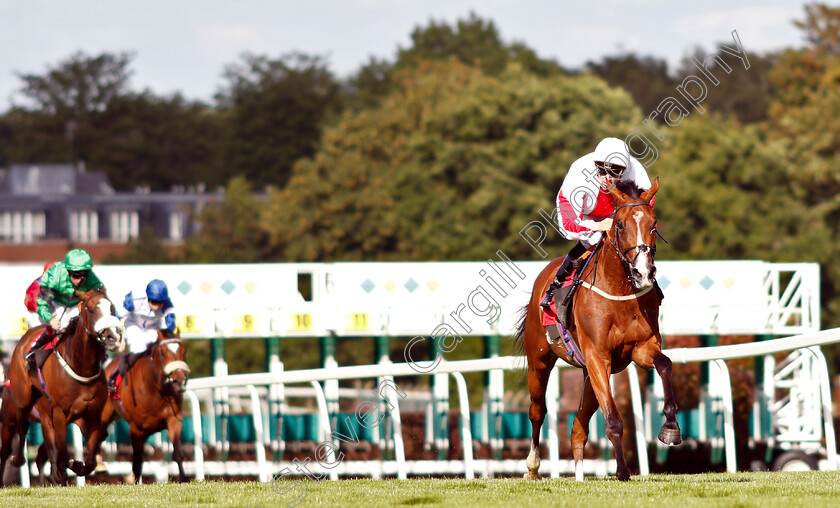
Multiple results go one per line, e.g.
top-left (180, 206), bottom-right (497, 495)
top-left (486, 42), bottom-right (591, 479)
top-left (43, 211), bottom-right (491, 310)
top-left (608, 182), bottom-right (632, 207)
top-left (640, 177), bottom-right (659, 203)
top-left (74, 288), bottom-right (92, 300)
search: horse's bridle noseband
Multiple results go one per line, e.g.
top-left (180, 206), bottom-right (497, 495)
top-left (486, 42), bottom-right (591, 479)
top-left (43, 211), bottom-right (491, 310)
top-left (76, 295), bottom-right (118, 345)
top-left (152, 338), bottom-right (190, 387)
top-left (610, 201), bottom-right (668, 269)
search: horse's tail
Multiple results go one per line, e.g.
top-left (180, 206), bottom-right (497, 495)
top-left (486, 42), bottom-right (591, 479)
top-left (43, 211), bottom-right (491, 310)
top-left (511, 303), bottom-right (529, 358)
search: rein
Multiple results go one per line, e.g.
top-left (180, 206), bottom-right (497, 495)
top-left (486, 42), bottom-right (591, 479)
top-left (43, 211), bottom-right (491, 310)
top-left (578, 200), bottom-right (665, 301)
top-left (151, 338), bottom-right (190, 390)
top-left (611, 201), bottom-right (657, 264)
top-left (52, 300), bottom-right (106, 384)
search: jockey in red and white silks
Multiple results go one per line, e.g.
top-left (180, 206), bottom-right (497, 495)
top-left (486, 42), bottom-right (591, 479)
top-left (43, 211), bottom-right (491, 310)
top-left (556, 137), bottom-right (652, 248)
top-left (541, 137), bottom-right (653, 327)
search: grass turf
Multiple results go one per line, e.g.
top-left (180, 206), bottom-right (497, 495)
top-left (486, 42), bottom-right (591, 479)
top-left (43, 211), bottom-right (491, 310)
top-left (1, 472), bottom-right (839, 507)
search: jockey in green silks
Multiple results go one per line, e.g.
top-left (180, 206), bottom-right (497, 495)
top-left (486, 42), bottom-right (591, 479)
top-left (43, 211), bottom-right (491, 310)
top-left (24, 248), bottom-right (105, 365)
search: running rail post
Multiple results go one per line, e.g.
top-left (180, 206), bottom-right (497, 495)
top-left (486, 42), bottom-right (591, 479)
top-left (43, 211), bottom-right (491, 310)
top-left (184, 389), bottom-right (205, 481)
top-left (310, 380), bottom-right (338, 481)
top-left (626, 364), bottom-right (650, 475)
top-left (73, 424), bottom-right (84, 486)
top-left (21, 438), bottom-right (30, 488)
top-left (247, 384), bottom-right (269, 482)
top-left (712, 360), bottom-right (737, 473)
top-left (546, 364), bottom-right (560, 479)
top-left (383, 375), bottom-right (407, 480)
top-left (808, 347), bottom-right (838, 470)
top-left (450, 372), bottom-right (475, 479)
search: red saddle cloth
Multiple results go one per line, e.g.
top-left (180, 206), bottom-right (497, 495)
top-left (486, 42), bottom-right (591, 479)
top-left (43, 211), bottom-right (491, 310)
top-left (109, 374), bottom-right (123, 400)
top-left (541, 270), bottom-right (577, 326)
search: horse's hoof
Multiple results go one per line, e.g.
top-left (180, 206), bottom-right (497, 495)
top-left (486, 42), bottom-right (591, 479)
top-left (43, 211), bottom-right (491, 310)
top-left (69, 459), bottom-right (85, 476)
top-left (523, 471), bottom-right (541, 480)
top-left (658, 426), bottom-right (683, 446)
top-left (617, 472), bottom-right (631, 482)
top-left (124, 472), bottom-right (136, 484)
top-left (94, 458), bottom-right (108, 474)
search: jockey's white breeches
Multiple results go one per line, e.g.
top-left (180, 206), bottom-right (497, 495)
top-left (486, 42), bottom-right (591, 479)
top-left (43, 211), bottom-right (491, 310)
top-left (126, 326), bottom-right (159, 354)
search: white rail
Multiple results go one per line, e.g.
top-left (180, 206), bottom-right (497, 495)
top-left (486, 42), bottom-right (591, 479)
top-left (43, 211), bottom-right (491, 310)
top-left (177, 328), bottom-right (840, 482)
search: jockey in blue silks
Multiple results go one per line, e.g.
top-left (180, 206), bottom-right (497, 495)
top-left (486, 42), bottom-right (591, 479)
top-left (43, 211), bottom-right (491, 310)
top-left (107, 279), bottom-right (176, 393)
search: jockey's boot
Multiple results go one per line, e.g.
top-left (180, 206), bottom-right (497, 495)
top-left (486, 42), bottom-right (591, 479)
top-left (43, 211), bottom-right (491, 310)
top-left (553, 285), bottom-right (574, 330)
top-left (24, 327), bottom-right (54, 362)
top-left (108, 352), bottom-right (145, 393)
top-left (540, 253), bottom-right (578, 311)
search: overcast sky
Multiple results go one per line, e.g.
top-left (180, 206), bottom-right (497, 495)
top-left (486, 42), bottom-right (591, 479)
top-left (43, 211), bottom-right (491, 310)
top-left (0, 0), bottom-right (812, 111)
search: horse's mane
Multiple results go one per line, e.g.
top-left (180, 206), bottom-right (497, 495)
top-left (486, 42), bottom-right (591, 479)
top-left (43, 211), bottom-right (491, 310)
top-left (615, 179), bottom-right (644, 199)
top-left (64, 316), bottom-right (79, 337)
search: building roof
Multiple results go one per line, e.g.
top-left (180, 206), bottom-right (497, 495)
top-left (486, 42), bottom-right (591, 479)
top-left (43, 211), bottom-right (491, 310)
top-left (0, 163), bottom-right (115, 196)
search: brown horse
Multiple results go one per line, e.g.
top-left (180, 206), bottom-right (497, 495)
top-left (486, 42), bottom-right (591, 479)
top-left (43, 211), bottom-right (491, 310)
top-left (515, 178), bottom-right (681, 481)
top-left (100, 329), bottom-right (190, 483)
top-left (0, 288), bottom-right (124, 485)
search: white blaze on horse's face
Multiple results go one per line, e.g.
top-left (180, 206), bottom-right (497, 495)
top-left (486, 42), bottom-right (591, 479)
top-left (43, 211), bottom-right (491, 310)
top-left (92, 298), bottom-right (124, 350)
top-left (632, 210), bottom-right (653, 288)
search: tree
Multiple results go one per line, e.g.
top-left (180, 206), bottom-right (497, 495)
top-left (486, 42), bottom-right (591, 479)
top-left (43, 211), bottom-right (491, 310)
top-left (262, 60), bottom-right (641, 261)
top-left (396, 12), bottom-right (564, 78)
top-left (13, 51), bottom-right (133, 116)
top-left (1, 51), bottom-right (223, 191)
top-left (587, 54), bottom-right (676, 115)
top-left (795, 3), bottom-right (840, 55)
top-left (675, 49), bottom-right (775, 124)
top-left (10, 51), bottom-right (134, 165)
top-left (345, 13), bottom-right (565, 111)
top-left (104, 226), bottom-right (178, 264)
top-left (182, 177), bottom-right (269, 263)
top-left (216, 52), bottom-right (342, 188)
top-left (95, 92), bottom-right (225, 189)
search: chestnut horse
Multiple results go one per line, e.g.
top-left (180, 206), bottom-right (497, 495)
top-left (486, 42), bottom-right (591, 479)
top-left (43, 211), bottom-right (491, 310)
top-left (100, 329), bottom-right (190, 483)
top-left (515, 178), bottom-right (681, 481)
top-left (0, 288), bottom-right (124, 485)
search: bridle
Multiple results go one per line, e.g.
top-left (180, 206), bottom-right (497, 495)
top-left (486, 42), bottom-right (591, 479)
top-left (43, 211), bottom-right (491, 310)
top-left (151, 338), bottom-right (190, 389)
top-left (609, 201), bottom-right (668, 272)
top-left (76, 292), bottom-right (124, 346)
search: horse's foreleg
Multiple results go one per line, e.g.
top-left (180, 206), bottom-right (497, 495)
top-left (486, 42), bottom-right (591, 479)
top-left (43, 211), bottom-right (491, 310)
top-left (0, 410), bottom-right (15, 467)
top-left (129, 427), bottom-right (147, 484)
top-left (36, 443), bottom-right (49, 485)
top-left (10, 409), bottom-right (32, 468)
top-left (587, 361), bottom-right (630, 481)
top-left (0, 413), bottom-right (17, 486)
top-left (571, 369), bottom-right (599, 482)
top-left (70, 416), bottom-right (107, 478)
top-left (48, 409), bottom-right (69, 486)
top-left (166, 415), bottom-right (187, 483)
top-left (653, 353), bottom-right (682, 446)
top-left (525, 354), bottom-right (557, 480)
top-left (634, 342), bottom-right (683, 447)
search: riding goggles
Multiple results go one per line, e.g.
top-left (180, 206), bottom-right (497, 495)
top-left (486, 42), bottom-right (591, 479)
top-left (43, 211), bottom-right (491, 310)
top-left (595, 161), bottom-right (627, 178)
top-left (68, 270), bottom-right (90, 279)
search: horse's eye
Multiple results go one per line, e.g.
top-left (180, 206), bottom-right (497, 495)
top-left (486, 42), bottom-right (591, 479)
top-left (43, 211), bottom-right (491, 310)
top-left (615, 221), bottom-right (623, 230)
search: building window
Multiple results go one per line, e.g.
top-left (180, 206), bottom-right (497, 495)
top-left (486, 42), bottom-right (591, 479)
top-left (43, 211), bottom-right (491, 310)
top-left (0, 211), bottom-right (47, 243)
top-left (109, 210), bottom-right (139, 242)
top-left (169, 210), bottom-right (188, 241)
top-left (69, 210), bottom-right (99, 243)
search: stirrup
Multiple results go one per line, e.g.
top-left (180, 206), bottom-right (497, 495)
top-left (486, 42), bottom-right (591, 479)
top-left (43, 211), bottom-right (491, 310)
top-left (540, 291), bottom-right (553, 309)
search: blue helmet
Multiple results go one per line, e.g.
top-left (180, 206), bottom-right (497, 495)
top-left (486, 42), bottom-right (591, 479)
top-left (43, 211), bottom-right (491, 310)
top-left (145, 279), bottom-right (169, 302)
